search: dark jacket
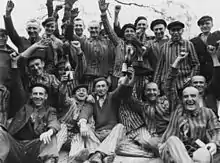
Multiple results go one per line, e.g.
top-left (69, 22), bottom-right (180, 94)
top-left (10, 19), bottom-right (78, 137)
top-left (8, 104), bottom-right (60, 137)
top-left (190, 34), bottom-right (213, 82)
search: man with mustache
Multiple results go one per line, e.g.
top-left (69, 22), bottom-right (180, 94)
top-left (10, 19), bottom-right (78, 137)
top-left (154, 21), bottom-right (200, 95)
top-left (158, 50), bottom-right (220, 163)
top-left (191, 16), bottom-right (214, 83)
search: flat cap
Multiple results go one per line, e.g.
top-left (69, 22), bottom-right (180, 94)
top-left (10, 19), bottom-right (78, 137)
top-left (42, 17), bottom-right (56, 27)
top-left (93, 77), bottom-right (109, 88)
top-left (150, 19), bottom-right (167, 31)
top-left (167, 21), bottom-right (185, 30)
top-left (27, 49), bottom-right (45, 64)
top-left (134, 16), bottom-right (147, 28)
top-left (197, 16), bottom-right (213, 26)
top-left (121, 23), bottom-right (135, 37)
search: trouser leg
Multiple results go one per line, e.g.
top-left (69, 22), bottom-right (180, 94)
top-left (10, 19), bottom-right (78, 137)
top-left (160, 136), bottom-right (193, 163)
top-left (96, 124), bottom-right (126, 155)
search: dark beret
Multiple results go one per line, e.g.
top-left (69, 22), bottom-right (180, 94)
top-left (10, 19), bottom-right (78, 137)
top-left (150, 19), bottom-right (167, 31)
top-left (72, 84), bottom-right (88, 94)
top-left (197, 16), bottom-right (213, 26)
top-left (27, 50), bottom-right (45, 65)
top-left (134, 16), bottom-right (147, 28)
top-left (121, 23), bottom-right (135, 37)
top-left (167, 21), bottom-right (185, 30)
top-left (0, 28), bottom-right (8, 35)
top-left (29, 83), bottom-right (49, 93)
top-left (93, 77), bottom-right (109, 88)
top-left (42, 17), bottom-right (56, 27)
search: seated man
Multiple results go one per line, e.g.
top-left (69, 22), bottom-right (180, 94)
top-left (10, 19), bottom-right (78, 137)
top-left (159, 50), bottom-right (220, 163)
top-left (78, 76), bottom-right (134, 163)
top-left (57, 84), bottom-right (96, 163)
top-left (0, 83), bottom-right (60, 163)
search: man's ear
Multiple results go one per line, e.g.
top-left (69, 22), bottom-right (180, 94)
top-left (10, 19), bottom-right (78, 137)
top-left (41, 61), bottom-right (45, 68)
top-left (45, 93), bottom-right (48, 100)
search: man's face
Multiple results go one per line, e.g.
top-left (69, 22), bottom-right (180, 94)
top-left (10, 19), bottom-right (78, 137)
top-left (75, 87), bottom-right (88, 101)
top-left (0, 33), bottom-right (8, 46)
top-left (199, 20), bottom-right (213, 34)
top-left (182, 87), bottom-right (199, 111)
top-left (144, 82), bottom-right (160, 101)
top-left (88, 22), bottom-right (100, 38)
top-left (136, 19), bottom-right (148, 32)
top-left (169, 27), bottom-right (183, 42)
top-left (74, 20), bottom-right (85, 37)
top-left (30, 86), bottom-right (48, 107)
top-left (44, 22), bottom-right (56, 36)
top-left (124, 27), bottom-right (136, 41)
top-left (153, 24), bottom-right (166, 39)
top-left (28, 59), bottom-right (44, 76)
top-left (191, 76), bottom-right (206, 94)
top-left (26, 22), bottom-right (41, 39)
top-left (95, 81), bottom-right (108, 97)
top-left (57, 65), bottom-right (65, 78)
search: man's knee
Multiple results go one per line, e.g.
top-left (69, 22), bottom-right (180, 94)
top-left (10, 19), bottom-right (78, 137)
top-left (193, 148), bottom-right (212, 163)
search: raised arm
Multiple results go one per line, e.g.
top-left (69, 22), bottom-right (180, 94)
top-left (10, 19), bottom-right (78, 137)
top-left (4, 0), bottom-right (22, 48)
top-left (188, 41), bottom-right (200, 77)
top-left (99, 0), bottom-right (121, 47)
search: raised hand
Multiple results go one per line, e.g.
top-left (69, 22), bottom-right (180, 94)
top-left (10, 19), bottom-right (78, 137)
top-left (70, 8), bottom-right (79, 20)
top-left (6, 0), bottom-right (15, 16)
top-left (98, 0), bottom-right (109, 13)
top-left (10, 52), bottom-right (20, 63)
top-left (55, 4), bottom-right (63, 12)
top-left (71, 41), bottom-right (82, 54)
top-left (177, 47), bottom-right (189, 60)
top-left (115, 5), bottom-right (121, 14)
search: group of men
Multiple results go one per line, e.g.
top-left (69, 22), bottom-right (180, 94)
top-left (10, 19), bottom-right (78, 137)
top-left (0, 0), bottom-right (220, 163)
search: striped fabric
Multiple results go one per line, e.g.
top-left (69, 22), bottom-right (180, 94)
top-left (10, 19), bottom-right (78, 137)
top-left (154, 39), bottom-right (200, 91)
top-left (0, 85), bottom-right (10, 127)
top-left (74, 35), bottom-right (115, 78)
top-left (128, 96), bottom-right (170, 136)
top-left (119, 101), bottom-right (145, 133)
top-left (162, 66), bottom-right (220, 149)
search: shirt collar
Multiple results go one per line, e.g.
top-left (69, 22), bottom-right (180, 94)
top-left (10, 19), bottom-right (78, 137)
top-left (153, 35), bottom-right (169, 43)
top-left (183, 107), bottom-right (200, 117)
top-left (168, 39), bottom-right (184, 46)
top-left (96, 95), bottom-right (107, 101)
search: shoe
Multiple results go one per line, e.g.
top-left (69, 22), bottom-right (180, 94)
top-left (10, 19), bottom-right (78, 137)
top-left (103, 154), bottom-right (115, 163)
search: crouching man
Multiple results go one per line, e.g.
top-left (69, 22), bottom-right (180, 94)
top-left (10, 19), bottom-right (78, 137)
top-left (0, 83), bottom-right (60, 163)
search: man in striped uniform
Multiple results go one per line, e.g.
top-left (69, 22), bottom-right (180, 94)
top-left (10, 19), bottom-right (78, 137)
top-left (154, 21), bottom-right (200, 95)
top-left (159, 51), bottom-right (220, 163)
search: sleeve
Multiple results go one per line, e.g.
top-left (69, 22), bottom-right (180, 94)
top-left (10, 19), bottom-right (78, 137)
top-left (0, 85), bottom-right (10, 128)
top-left (111, 84), bottom-right (133, 100)
top-left (114, 23), bottom-right (123, 38)
top-left (127, 97), bottom-right (144, 116)
top-left (207, 66), bottom-right (220, 98)
top-left (75, 52), bottom-right (87, 82)
top-left (153, 46), bottom-right (165, 87)
top-left (4, 15), bottom-right (22, 48)
top-left (188, 42), bottom-right (200, 77)
top-left (100, 12), bottom-right (121, 47)
top-left (164, 67), bottom-right (180, 112)
top-left (47, 107), bottom-right (61, 134)
top-left (206, 109), bottom-right (220, 147)
top-left (79, 103), bottom-right (93, 121)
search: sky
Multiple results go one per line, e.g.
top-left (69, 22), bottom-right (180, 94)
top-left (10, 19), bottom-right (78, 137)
top-left (0, 0), bottom-right (220, 49)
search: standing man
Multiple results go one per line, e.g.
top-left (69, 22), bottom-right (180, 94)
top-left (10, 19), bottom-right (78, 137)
top-left (154, 21), bottom-right (200, 94)
top-left (146, 19), bottom-right (169, 71)
top-left (4, 0), bottom-right (41, 52)
top-left (191, 16), bottom-right (214, 83)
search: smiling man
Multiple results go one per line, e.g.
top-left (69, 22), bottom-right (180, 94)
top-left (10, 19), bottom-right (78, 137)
top-left (0, 83), bottom-right (60, 163)
top-left (159, 51), bottom-right (220, 163)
